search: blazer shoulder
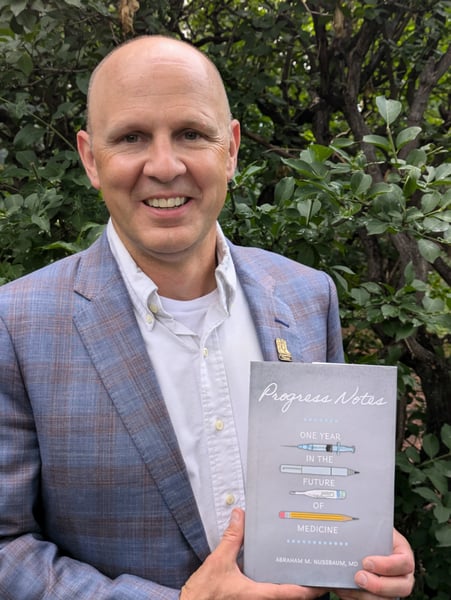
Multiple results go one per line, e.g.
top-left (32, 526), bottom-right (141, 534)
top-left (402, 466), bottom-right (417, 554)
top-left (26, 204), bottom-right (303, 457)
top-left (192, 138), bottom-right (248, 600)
top-left (0, 233), bottom-right (113, 315)
top-left (229, 242), bottom-right (333, 287)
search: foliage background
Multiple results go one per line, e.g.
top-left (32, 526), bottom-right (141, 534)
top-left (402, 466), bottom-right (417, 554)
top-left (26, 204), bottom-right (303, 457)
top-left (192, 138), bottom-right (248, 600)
top-left (0, 1), bottom-right (450, 598)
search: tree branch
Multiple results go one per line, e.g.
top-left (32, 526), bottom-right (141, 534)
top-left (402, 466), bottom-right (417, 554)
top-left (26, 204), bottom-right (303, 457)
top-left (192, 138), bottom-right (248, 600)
top-left (241, 128), bottom-right (297, 159)
top-left (407, 44), bottom-right (451, 128)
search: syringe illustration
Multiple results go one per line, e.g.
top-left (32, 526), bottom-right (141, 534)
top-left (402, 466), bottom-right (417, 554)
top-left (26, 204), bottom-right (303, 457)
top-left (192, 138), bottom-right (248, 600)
top-left (283, 443), bottom-right (355, 454)
top-left (289, 489), bottom-right (347, 499)
top-left (280, 464), bottom-right (359, 476)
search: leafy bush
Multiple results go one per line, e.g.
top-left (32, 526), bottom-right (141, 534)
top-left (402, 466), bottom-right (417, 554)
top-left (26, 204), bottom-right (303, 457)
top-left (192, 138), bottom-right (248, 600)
top-left (221, 98), bottom-right (451, 597)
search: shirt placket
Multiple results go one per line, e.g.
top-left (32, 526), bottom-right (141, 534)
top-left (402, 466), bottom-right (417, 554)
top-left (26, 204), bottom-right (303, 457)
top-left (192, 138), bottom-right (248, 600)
top-left (200, 312), bottom-right (245, 540)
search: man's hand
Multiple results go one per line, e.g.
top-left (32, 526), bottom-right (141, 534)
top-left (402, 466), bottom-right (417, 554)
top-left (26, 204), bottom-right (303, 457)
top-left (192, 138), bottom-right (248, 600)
top-left (334, 529), bottom-right (415, 600)
top-left (180, 508), bottom-right (326, 600)
top-left (181, 511), bottom-right (414, 600)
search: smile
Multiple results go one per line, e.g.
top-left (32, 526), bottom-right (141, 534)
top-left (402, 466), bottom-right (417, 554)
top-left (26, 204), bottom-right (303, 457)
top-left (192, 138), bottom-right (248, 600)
top-left (144, 197), bottom-right (188, 208)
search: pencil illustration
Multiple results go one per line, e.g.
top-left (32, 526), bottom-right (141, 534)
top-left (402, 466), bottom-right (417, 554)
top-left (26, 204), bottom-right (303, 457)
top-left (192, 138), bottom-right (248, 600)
top-left (279, 511), bottom-right (358, 522)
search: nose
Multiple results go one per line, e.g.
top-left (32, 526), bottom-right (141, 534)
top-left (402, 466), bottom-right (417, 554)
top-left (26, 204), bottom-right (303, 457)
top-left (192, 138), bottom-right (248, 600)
top-left (142, 136), bottom-right (187, 182)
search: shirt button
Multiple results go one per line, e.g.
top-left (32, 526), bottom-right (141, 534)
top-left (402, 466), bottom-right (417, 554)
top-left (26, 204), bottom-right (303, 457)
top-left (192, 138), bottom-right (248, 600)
top-left (225, 494), bottom-right (236, 506)
top-left (215, 419), bottom-right (224, 432)
top-left (203, 347), bottom-right (208, 358)
top-left (145, 314), bottom-right (154, 324)
top-left (148, 303), bottom-right (159, 314)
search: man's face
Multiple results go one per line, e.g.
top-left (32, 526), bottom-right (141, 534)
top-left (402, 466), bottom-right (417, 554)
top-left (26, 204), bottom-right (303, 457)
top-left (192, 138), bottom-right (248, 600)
top-left (77, 42), bottom-right (240, 273)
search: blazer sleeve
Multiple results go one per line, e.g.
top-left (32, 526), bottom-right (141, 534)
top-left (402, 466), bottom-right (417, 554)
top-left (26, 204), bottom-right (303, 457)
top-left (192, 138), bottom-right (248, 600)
top-left (0, 315), bottom-right (179, 600)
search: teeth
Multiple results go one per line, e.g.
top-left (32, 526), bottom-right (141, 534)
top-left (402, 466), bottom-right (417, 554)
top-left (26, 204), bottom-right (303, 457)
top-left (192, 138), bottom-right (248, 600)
top-left (145, 197), bottom-right (187, 208)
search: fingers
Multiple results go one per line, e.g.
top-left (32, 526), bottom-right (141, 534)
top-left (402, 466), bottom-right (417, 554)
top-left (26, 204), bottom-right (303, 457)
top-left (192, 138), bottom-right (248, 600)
top-left (221, 507), bottom-right (245, 549)
top-left (181, 508), bottom-right (328, 600)
top-left (333, 529), bottom-right (415, 599)
top-left (354, 568), bottom-right (414, 598)
top-left (362, 530), bottom-right (414, 577)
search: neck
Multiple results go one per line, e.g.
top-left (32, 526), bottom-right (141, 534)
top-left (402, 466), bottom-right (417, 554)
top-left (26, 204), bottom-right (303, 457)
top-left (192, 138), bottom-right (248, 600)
top-left (142, 252), bottom-right (217, 300)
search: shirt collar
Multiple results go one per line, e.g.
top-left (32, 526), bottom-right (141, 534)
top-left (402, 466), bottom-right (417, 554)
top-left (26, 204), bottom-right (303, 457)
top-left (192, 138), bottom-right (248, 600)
top-left (106, 219), bottom-right (237, 322)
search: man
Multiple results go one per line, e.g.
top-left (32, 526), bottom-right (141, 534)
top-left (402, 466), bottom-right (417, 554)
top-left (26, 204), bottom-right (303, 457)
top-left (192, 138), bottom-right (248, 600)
top-left (0, 35), bottom-right (414, 599)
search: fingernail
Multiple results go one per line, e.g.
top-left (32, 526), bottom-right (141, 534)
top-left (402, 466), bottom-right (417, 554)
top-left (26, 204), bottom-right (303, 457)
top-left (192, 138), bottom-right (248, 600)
top-left (230, 508), bottom-right (241, 523)
top-left (355, 573), bottom-right (368, 588)
top-left (362, 558), bottom-right (375, 572)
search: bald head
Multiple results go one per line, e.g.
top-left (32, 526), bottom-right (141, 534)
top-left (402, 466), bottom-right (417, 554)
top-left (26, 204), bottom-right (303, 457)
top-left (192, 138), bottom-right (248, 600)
top-left (85, 35), bottom-right (232, 134)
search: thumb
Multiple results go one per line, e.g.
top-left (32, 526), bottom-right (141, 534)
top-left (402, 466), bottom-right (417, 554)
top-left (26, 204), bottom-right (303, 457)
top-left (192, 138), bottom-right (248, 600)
top-left (218, 507), bottom-right (245, 560)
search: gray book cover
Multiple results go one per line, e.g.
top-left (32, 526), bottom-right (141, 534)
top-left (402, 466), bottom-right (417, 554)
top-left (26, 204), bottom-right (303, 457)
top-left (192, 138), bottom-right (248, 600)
top-left (244, 361), bottom-right (397, 589)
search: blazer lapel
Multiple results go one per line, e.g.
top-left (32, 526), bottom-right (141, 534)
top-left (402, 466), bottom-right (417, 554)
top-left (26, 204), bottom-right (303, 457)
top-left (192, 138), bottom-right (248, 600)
top-left (231, 244), bottom-right (307, 363)
top-left (72, 234), bottom-right (210, 562)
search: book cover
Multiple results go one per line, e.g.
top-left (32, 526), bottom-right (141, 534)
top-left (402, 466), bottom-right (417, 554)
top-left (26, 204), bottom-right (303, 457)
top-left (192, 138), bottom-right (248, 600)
top-left (244, 361), bottom-right (397, 589)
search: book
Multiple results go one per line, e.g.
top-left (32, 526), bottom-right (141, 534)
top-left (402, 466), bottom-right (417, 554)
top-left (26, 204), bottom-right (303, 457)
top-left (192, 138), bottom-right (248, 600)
top-left (244, 361), bottom-right (397, 589)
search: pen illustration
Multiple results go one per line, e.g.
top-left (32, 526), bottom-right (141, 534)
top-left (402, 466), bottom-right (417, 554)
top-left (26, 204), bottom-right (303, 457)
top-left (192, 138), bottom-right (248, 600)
top-left (280, 464), bottom-right (359, 476)
top-left (279, 511), bottom-right (358, 522)
top-left (289, 489), bottom-right (347, 499)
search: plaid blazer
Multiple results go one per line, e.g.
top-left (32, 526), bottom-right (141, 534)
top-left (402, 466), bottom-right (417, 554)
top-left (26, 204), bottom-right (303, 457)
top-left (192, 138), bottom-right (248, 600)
top-left (0, 231), bottom-right (343, 599)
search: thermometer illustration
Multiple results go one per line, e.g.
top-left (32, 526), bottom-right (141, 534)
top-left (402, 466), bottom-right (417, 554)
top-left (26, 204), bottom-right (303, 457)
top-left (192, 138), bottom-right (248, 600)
top-left (289, 489), bottom-right (347, 499)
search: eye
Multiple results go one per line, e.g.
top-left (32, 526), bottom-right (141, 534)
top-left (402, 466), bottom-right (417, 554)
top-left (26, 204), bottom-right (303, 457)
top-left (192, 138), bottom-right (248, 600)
top-left (183, 130), bottom-right (201, 141)
top-left (123, 133), bottom-right (140, 144)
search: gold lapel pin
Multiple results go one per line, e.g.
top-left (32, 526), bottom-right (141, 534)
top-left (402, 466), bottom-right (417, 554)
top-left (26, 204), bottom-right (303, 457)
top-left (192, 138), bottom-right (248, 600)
top-left (275, 338), bottom-right (292, 362)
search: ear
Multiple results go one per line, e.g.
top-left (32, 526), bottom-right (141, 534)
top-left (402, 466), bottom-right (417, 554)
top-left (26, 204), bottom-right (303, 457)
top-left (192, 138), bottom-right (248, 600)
top-left (77, 130), bottom-right (101, 190)
top-left (226, 119), bottom-right (241, 181)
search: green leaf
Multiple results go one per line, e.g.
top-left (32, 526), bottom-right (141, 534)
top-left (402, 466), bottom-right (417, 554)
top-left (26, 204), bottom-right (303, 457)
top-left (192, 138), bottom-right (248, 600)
top-left (414, 486), bottom-right (439, 503)
top-left (403, 174), bottom-right (418, 198)
top-left (17, 52), bottom-right (33, 76)
top-left (396, 126), bottom-right (421, 150)
top-left (376, 96), bottom-right (402, 125)
top-left (13, 124), bottom-right (44, 148)
top-left (433, 504), bottom-right (451, 524)
top-left (367, 182), bottom-right (394, 197)
top-left (423, 216), bottom-right (449, 233)
top-left (381, 304), bottom-right (399, 318)
top-left (393, 323), bottom-right (417, 341)
top-left (362, 134), bottom-right (390, 152)
top-left (350, 171), bottom-right (372, 195)
top-left (9, 0), bottom-right (27, 17)
top-left (331, 265), bottom-right (354, 274)
top-left (424, 468), bottom-right (449, 495)
top-left (366, 219), bottom-right (389, 235)
top-left (330, 137), bottom-right (355, 148)
top-left (422, 296), bottom-right (445, 312)
top-left (363, 282), bottom-right (383, 294)
top-left (303, 144), bottom-right (334, 162)
top-left (76, 72), bottom-right (90, 95)
top-left (30, 214), bottom-right (50, 234)
top-left (350, 287), bottom-right (371, 306)
top-left (435, 524), bottom-right (451, 547)
top-left (296, 198), bottom-right (321, 223)
top-left (403, 261), bottom-right (415, 285)
top-left (396, 451), bottom-right (414, 472)
top-left (421, 193), bottom-right (441, 213)
top-left (434, 163), bottom-right (451, 181)
top-left (418, 239), bottom-right (442, 262)
top-left (282, 158), bottom-right (316, 178)
top-left (422, 433), bottom-right (440, 459)
top-left (405, 148), bottom-right (427, 167)
top-left (330, 269), bottom-right (348, 292)
top-left (441, 424), bottom-right (451, 451)
top-left (274, 177), bottom-right (295, 203)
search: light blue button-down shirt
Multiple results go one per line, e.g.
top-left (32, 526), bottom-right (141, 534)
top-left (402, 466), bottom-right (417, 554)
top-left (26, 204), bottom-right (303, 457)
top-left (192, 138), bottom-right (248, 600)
top-left (107, 220), bottom-right (263, 549)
